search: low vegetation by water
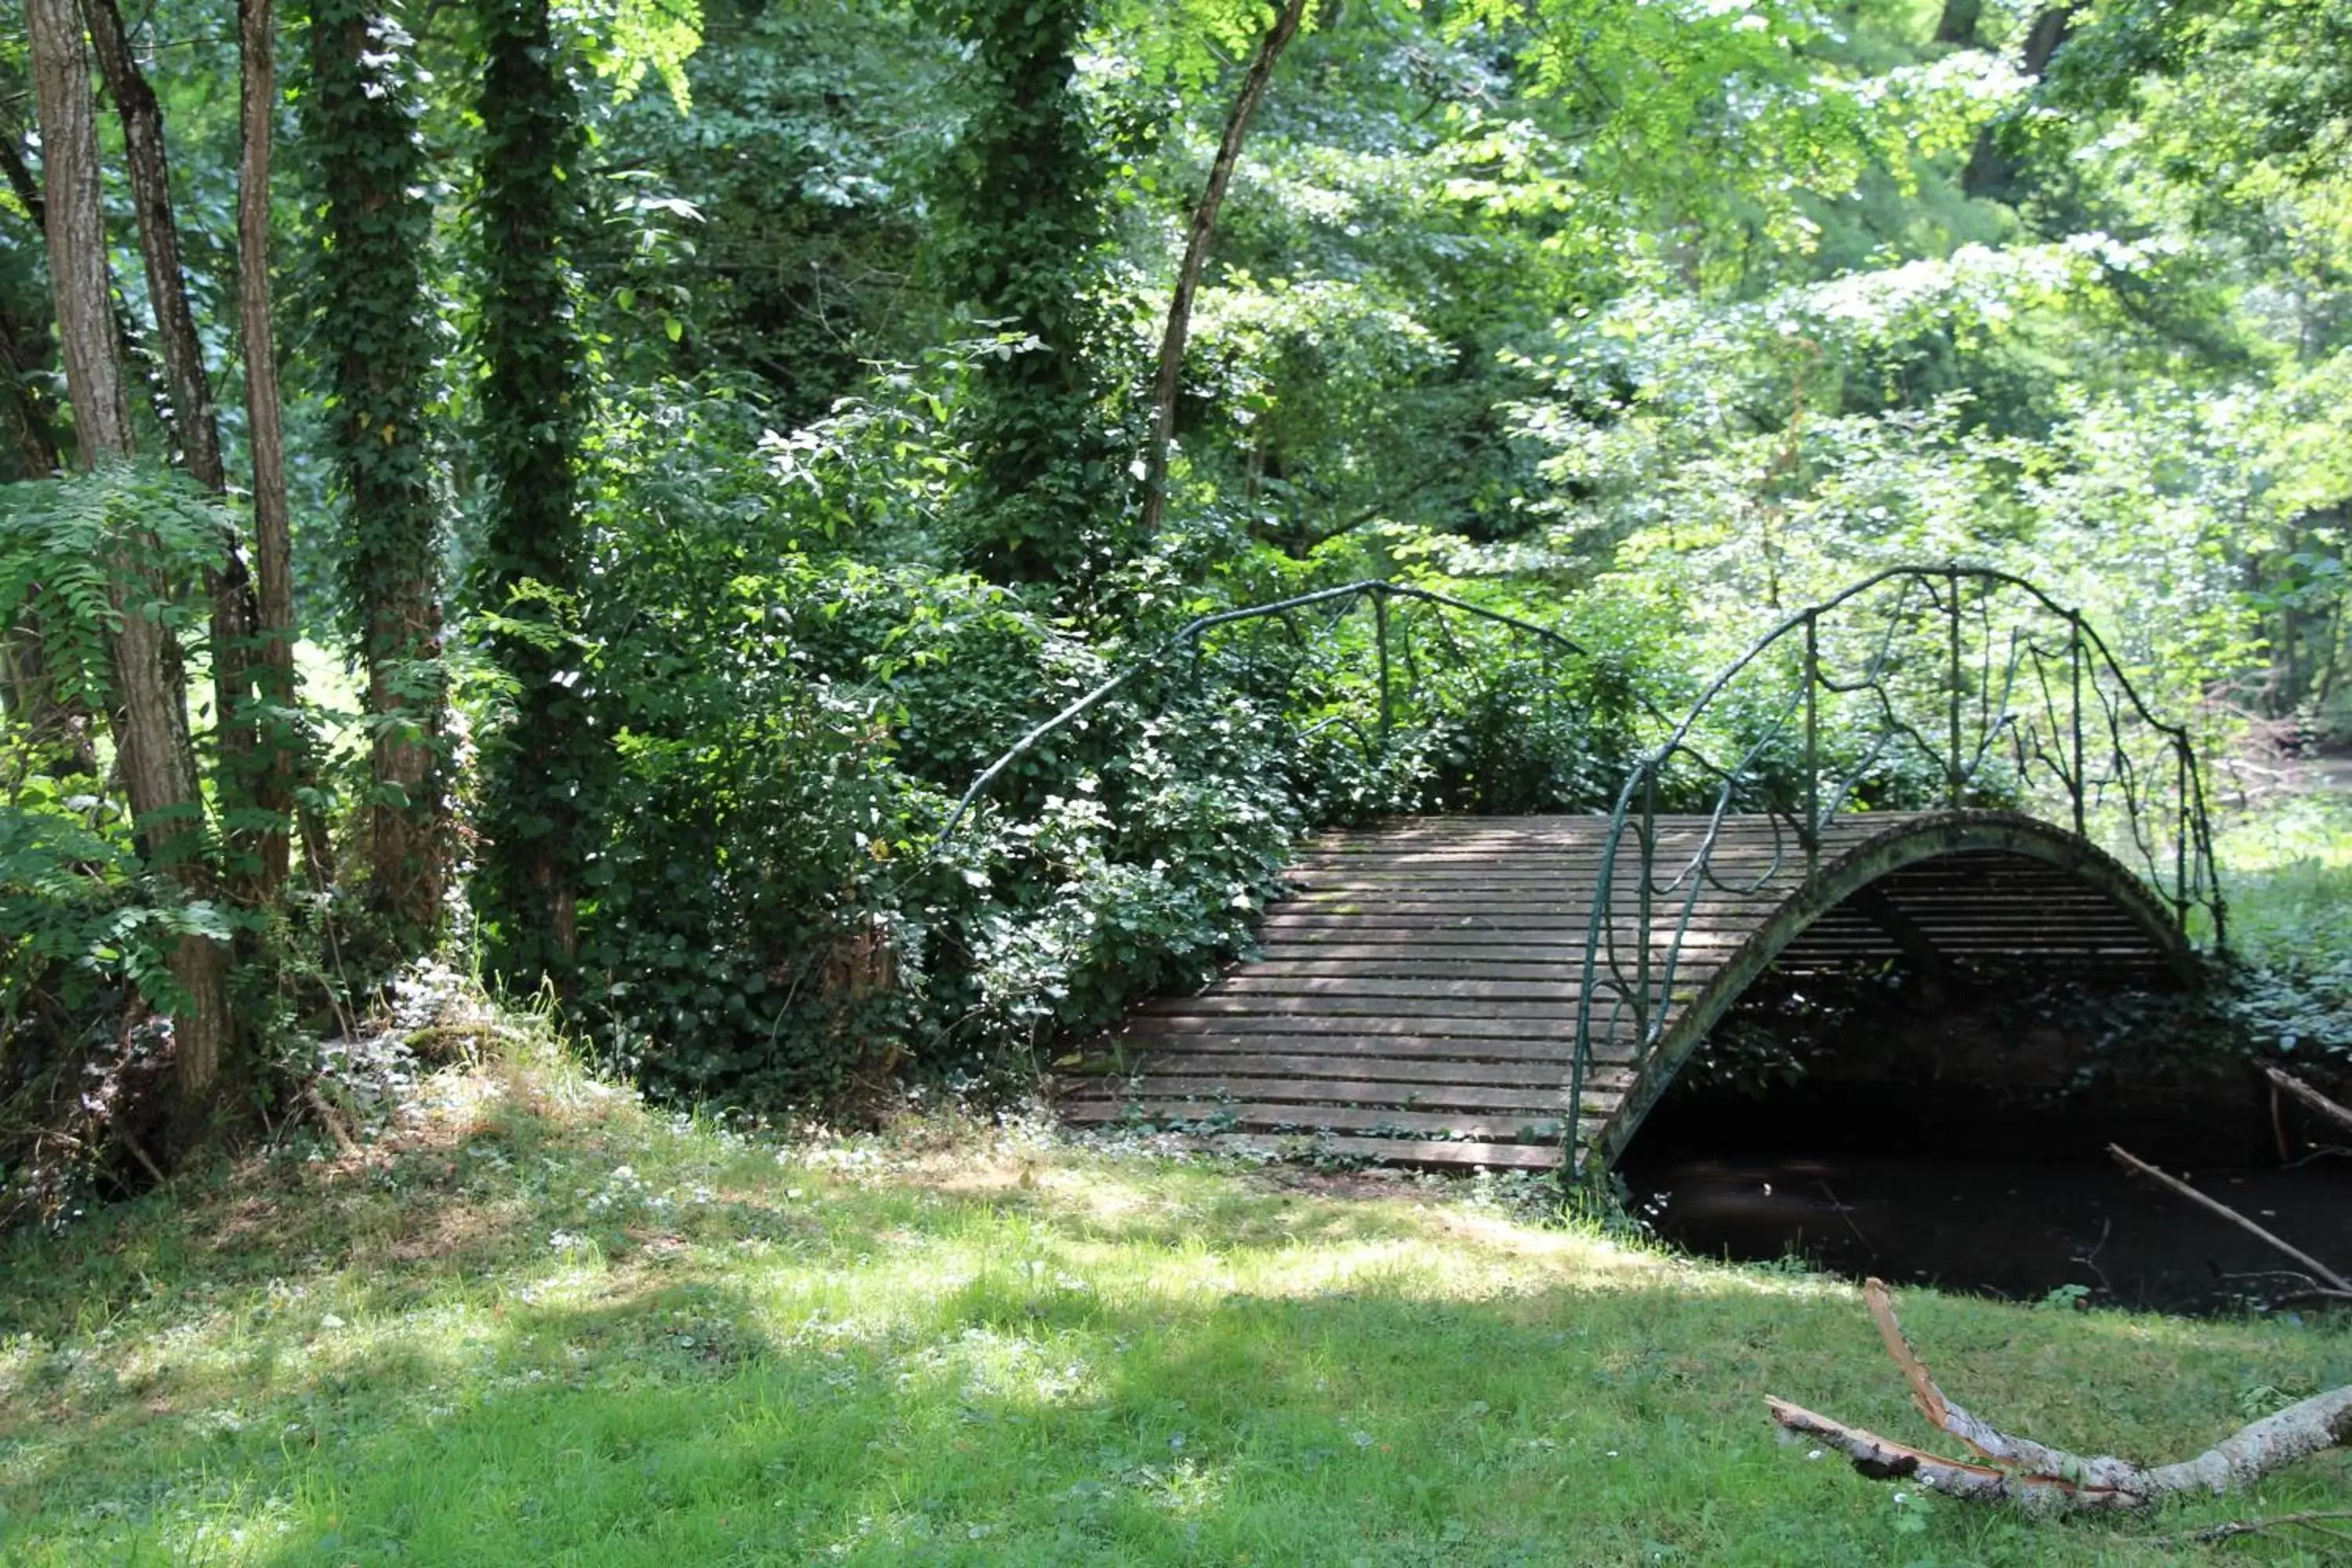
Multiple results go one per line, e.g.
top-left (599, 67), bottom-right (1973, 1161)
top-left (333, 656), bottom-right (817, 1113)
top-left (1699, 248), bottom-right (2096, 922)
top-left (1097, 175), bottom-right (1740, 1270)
top-left (2, 1038), bottom-right (2347, 1566)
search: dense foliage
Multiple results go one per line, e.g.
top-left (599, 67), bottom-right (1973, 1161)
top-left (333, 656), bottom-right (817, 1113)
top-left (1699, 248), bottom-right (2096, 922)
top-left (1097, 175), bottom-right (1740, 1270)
top-left (2, 0), bottom-right (2349, 1210)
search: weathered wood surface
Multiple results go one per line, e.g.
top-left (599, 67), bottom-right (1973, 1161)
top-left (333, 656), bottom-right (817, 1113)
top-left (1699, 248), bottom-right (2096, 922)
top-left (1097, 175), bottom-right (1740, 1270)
top-left (1059, 812), bottom-right (2193, 1171)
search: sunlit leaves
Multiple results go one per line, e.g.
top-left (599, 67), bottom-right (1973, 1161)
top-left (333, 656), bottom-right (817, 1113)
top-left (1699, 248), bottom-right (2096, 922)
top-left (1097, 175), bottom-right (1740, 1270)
top-left (566, 0), bottom-right (703, 113)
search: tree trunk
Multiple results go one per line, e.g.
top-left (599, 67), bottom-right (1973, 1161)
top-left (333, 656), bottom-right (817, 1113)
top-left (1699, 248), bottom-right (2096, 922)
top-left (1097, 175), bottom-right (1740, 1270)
top-left (238, 0), bottom-right (299, 897)
top-left (83, 0), bottom-right (270, 898)
top-left (27, 0), bottom-right (233, 1135)
top-left (1962, 5), bottom-right (2074, 201)
top-left (474, 0), bottom-right (591, 989)
top-left (1138, 0), bottom-right (1312, 542)
top-left (1933, 0), bottom-right (1981, 46)
top-left (79, 0), bottom-right (223, 493)
top-left (306, 0), bottom-right (448, 947)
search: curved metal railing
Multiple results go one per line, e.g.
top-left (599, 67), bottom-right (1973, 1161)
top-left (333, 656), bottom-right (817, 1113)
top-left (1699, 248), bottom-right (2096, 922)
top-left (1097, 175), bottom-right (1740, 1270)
top-left (1565, 564), bottom-right (2225, 1156)
top-left (935, 579), bottom-right (1655, 846)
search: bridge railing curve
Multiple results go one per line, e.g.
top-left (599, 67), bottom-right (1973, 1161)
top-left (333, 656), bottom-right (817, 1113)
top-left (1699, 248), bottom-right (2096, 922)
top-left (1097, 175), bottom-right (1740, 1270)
top-left (1566, 564), bottom-right (2224, 1157)
top-left (935, 579), bottom-right (1657, 848)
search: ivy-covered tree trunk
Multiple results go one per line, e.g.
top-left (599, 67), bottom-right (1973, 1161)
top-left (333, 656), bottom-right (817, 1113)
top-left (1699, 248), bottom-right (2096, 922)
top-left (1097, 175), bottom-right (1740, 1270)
top-left (472, 0), bottom-right (597, 989)
top-left (239, 0), bottom-right (300, 898)
top-left (83, 0), bottom-right (272, 897)
top-left (305, 0), bottom-right (449, 948)
top-left (931, 0), bottom-right (1123, 586)
top-left (26, 0), bottom-right (233, 1137)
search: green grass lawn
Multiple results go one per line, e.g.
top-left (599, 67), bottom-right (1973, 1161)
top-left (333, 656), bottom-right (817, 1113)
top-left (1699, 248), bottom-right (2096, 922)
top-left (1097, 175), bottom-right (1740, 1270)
top-left (1, 1047), bottom-right (2346, 1566)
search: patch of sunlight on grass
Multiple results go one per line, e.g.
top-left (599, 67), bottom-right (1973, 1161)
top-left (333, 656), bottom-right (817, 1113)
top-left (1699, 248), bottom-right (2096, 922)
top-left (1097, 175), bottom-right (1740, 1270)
top-left (2, 1048), bottom-right (2348, 1566)
top-left (2213, 791), bottom-right (2352, 967)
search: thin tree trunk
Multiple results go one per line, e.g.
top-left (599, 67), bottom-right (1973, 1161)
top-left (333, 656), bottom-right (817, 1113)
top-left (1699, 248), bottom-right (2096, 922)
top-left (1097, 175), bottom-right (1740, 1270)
top-left (27, 0), bottom-right (233, 1135)
top-left (1137, 0), bottom-right (1311, 540)
top-left (82, 0), bottom-right (270, 898)
top-left (238, 0), bottom-right (298, 896)
top-left (0, 129), bottom-right (97, 772)
top-left (80, 0), bottom-right (222, 492)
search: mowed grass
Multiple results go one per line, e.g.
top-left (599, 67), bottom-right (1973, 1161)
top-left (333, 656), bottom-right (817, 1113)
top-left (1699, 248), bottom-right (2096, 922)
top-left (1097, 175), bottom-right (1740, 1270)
top-left (1, 1051), bottom-right (2347, 1566)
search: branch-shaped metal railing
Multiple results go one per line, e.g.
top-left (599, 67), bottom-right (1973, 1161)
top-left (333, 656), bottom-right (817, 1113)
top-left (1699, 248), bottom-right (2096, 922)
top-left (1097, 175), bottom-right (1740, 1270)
top-left (935, 579), bottom-right (1653, 847)
top-left (1566, 565), bottom-right (2224, 1163)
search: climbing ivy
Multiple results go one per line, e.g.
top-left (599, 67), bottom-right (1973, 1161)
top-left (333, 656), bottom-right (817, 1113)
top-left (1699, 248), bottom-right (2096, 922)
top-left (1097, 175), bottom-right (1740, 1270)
top-left (925, 0), bottom-right (1131, 588)
top-left (470, 0), bottom-right (601, 991)
top-left (302, 0), bottom-right (450, 951)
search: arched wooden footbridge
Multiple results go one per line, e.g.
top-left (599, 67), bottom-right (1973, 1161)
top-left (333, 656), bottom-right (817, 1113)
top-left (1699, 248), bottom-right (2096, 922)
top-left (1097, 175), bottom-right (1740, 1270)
top-left (946, 566), bottom-right (2226, 1175)
top-left (1062, 809), bottom-right (2202, 1171)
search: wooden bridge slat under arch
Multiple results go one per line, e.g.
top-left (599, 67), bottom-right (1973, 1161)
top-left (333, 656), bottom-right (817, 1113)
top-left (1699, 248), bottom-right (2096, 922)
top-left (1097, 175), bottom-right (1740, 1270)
top-left (1061, 810), bottom-right (2199, 1173)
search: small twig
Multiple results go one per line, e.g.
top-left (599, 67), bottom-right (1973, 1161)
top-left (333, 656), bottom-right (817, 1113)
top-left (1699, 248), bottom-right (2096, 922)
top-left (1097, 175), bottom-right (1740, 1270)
top-left (114, 1126), bottom-right (169, 1189)
top-left (2272, 1289), bottom-right (2352, 1308)
top-left (2163, 1509), bottom-right (2352, 1545)
top-left (2068, 1215), bottom-right (2114, 1298)
top-left (2107, 1144), bottom-right (2352, 1294)
top-left (2213, 1269), bottom-right (2352, 1308)
top-left (303, 1087), bottom-right (362, 1158)
top-left (1816, 1178), bottom-right (1873, 1255)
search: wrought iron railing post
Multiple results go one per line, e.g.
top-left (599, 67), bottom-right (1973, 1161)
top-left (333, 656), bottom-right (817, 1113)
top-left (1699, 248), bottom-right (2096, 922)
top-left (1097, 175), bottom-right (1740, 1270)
top-left (1373, 589), bottom-right (1393, 741)
top-left (1802, 608), bottom-right (1819, 874)
top-left (2068, 611), bottom-right (2085, 838)
top-left (1946, 567), bottom-right (1964, 810)
top-left (2174, 741), bottom-right (2190, 926)
top-left (1634, 765), bottom-right (1656, 1048)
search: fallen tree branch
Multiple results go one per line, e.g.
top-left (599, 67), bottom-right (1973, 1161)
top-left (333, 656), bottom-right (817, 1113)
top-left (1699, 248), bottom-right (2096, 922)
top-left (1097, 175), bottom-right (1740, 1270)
top-left (2265, 1064), bottom-right (2352, 1139)
top-left (1767, 1278), bottom-right (2352, 1512)
top-left (2107, 1143), bottom-right (2352, 1294)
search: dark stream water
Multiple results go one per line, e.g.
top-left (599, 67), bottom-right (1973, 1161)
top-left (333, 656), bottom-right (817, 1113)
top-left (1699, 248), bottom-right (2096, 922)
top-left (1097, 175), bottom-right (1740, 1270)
top-left (1619, 1148), bottom-right (2352, 1314)
top-left (1614, 971), bottom-right (2352, 1315)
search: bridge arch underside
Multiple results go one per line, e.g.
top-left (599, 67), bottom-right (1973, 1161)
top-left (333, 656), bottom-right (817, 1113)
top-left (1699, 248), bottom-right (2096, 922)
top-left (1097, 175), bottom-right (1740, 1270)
top-left (1062, 811), bottom-right (2201, 1175)
top-left (1589, 815), bottom-right (2200, 1171)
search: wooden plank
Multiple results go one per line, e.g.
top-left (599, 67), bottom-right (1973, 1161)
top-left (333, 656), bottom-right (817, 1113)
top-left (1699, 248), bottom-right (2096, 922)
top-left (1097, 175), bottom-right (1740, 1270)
top-left (1145, 998), bottom-right (1623, 1024)
top-left (1083, 1051), bottom-right (1616, 1088)
top-left (1062, 1075), bottom-right (1586, 1116)
top-left (1062, 1099), bottom-right (1586, 1141)
top-left (1187, 1132), bottom-right (1566, 1171)
top-left (1214, 975), bottom-right (1592, 1001)
top-left (1116, 1013), bottom-right (1630, 1042)
top-left (1105, 1029), bottom-right (1638, 1064)
top-left (1250, 944), bottom-right (1600, 964)
top-left (1232, 960), bottom-right (1595, 981)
